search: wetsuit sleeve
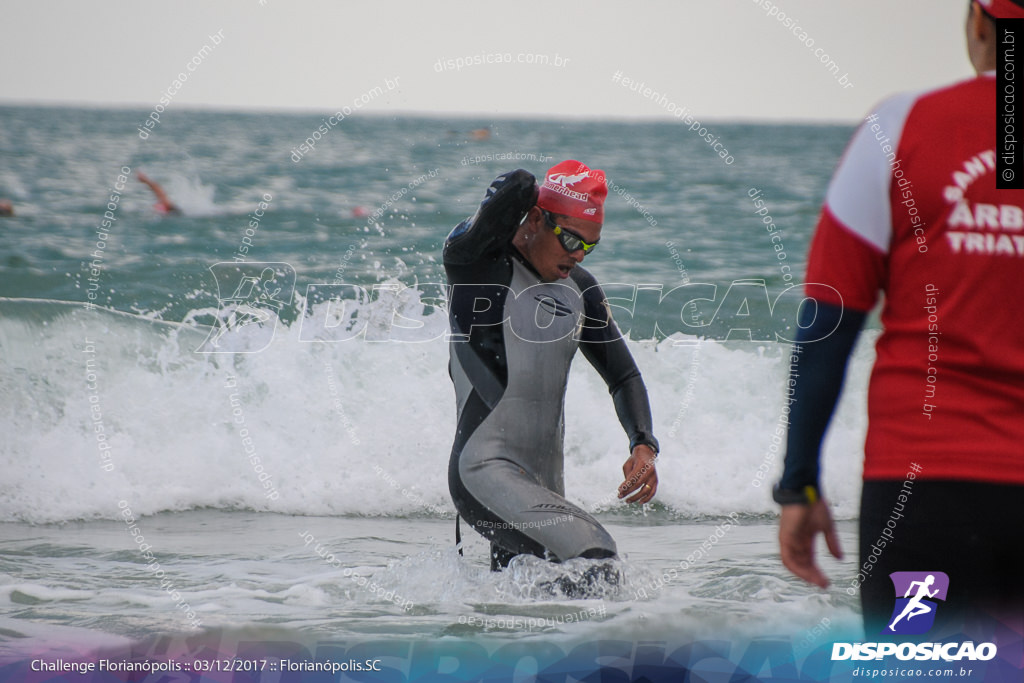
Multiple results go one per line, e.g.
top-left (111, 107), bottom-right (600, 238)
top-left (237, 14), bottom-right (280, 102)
top-left (443, 169), bottom-right (538, 265)
top-left (778, 301), bottom-right (865, 489)
top-left (574, 271), bottom-right (660, 454)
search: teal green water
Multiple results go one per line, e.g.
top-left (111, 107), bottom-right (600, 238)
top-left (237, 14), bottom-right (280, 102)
top-left (0, 105), bottom-right (851, 331)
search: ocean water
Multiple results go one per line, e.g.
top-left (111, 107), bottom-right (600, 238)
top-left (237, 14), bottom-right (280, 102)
top-left (0, 105), bottom-right (903, 677)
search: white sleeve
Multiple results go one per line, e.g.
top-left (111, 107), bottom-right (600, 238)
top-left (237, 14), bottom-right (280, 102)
top-left (824, 91), bottom-right (919, 254)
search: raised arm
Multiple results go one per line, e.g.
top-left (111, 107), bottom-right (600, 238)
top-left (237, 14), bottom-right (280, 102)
top-left (137, 171), bottom-right (174, 207)
top-left (443, 170), bottom-right (537, 265)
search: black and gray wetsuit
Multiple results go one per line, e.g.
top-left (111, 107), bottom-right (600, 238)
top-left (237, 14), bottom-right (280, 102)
top-left (444, 170), bottom-right (659, 568)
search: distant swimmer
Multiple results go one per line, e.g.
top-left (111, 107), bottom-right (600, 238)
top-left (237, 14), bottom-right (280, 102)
top-left (444, 160), bottom-right (660, 585)
top-left (137, 171), bottom-right (181, 215)
top-left (0, 200), bottom-right (13, 217)
top-left (888, 575), bottom-right (939, 632)
top-left (445, 127), bottom-right (491, 141)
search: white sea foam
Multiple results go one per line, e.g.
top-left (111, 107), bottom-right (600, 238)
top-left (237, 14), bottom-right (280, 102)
top-left (0, 295), bottom-right (871, 524)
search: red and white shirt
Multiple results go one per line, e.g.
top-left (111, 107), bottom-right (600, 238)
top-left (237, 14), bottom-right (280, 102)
top-left (806, 73), bottom-right (1024, 484)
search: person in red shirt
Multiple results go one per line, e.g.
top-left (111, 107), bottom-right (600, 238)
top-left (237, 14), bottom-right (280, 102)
top-left (775, 0), bottom-right (1024, 633)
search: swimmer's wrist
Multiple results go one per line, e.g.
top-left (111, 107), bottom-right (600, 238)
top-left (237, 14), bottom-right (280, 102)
top-left (630, 435), bottom-right (659, 457)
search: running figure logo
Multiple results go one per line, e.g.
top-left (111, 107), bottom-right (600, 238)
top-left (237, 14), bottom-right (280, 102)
top-left (196, 262), bottom-right (296, 353)
top-left (884, 571), bottom-right (950, 635)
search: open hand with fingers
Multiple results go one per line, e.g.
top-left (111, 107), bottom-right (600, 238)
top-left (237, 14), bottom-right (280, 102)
top-left (618, 444), bottom-right (658, 504)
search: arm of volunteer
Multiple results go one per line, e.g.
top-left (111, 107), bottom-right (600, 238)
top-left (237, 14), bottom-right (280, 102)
top-left (778, 301), bottom-right (865, 490)
top-left (443, 169), bottom-right (537, 265)
top-left (576, 279), bottom-right (660, 503)
top-left (778, 89), bottom-right (894, 586)
top-left (777, 301), bottom-right (864, 588)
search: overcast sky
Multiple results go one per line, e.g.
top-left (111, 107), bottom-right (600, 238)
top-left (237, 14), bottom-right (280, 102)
top-left (1, 0), bottom-right (971, 123)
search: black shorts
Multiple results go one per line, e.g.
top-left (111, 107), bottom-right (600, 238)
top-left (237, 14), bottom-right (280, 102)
top-left (858, 479), bottom-right (1024, 635)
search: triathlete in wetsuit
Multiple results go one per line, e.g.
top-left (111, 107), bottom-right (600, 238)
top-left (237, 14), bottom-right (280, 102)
top-left (444, 160), bottom-right (660, 571)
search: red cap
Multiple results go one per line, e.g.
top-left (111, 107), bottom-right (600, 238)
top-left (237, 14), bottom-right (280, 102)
top-left (536, 160), bottom-right (607, 224)
top-left (979, 0), bottom-right (1024, 18)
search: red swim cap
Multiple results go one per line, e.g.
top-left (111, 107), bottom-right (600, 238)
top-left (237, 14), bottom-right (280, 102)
top-left (978, 0), bottom-right (1024, 18)
top-left (536, 159), bottom-right (607, 224)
